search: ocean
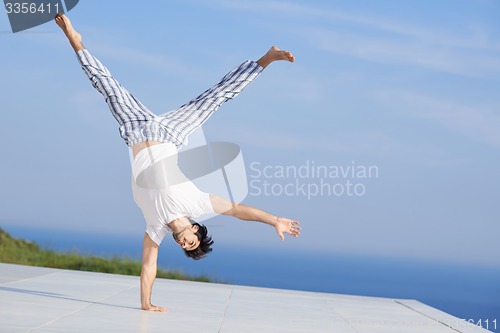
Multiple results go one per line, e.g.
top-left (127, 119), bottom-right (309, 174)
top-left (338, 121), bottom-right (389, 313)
top-left (3, 225), bottom-right (499, 332)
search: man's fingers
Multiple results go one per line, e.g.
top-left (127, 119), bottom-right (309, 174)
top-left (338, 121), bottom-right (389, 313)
top-left (289, 224), bottom-right (301, 237)
top-left (290, 221), bottom-right (301, 231)
top-left (275, 218), bottom-right (301, 240)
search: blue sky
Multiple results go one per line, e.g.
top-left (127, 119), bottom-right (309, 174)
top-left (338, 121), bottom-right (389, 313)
top-left (1, 0), bottom-right (499, 267)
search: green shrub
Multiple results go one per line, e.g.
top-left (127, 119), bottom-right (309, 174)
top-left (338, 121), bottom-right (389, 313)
top-left (0, 228), bottom-right (212, 283)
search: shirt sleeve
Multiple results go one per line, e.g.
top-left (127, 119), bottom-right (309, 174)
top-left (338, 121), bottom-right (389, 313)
top-left (169, 181), bottom-right (214, 219)
top-left (199, 191), bottom-right (215, 215)
top-left (146, 225), bottom-right (171, 246)
top-left (185, 189), bottom-right (215, 217)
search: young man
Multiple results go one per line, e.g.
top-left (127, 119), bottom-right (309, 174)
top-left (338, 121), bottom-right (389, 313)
top-left (55, 14), bottom-right (301, 312)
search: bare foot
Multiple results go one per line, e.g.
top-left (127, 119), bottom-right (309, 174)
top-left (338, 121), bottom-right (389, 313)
top-left (55, 13), bottom-right (84, 52)
top-left (142, 303), bottom-right (168, 312)
top-left (257, 46), bottom-right (295, 68)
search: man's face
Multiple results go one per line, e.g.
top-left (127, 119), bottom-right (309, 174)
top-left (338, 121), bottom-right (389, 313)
top-left (173, 224), bottom-right (200, 251)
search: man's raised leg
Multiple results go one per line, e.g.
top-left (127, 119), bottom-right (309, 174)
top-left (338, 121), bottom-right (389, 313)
top-left (55, 13), bottom-right (156, 148)
top-left (156, 46), bottom-right (295, 148)
top-left (257, 46), bottom-right (295, 68)
top-left (55, 13), bottom-right (84, 52)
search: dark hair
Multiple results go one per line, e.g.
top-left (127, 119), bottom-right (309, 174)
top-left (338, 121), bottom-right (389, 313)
top-left (184, 220), bottom-right (214, 260)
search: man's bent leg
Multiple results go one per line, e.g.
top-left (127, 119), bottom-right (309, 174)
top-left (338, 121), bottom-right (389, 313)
top-left (158, 60), bottom-right (263, 147)
top-left (158, 46), bottom-right (295, 147)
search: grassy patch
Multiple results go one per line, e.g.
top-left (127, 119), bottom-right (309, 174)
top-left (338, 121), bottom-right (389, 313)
top-left (0, 228), bottom-right (211, 282)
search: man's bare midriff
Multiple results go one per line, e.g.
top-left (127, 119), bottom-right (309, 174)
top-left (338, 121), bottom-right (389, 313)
top-left (132, 141), bottom-right (164, 159)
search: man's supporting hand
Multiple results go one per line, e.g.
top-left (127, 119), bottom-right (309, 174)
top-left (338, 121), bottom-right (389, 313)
top-left (274, 217), bottom-right (301, 240)
top-left (141, 233), bottom-right (168, 312)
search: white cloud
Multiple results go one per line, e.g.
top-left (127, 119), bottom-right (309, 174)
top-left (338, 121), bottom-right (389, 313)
top-left (200, 0), bottom-right (499, 50)
top-left (193, 0), bottom-right (500, 78)
top-left (89, 42), bottom-right (207, 79)
top-left (207, 122), bottom-right (460, 167)
top-left (302, 27), bottom-right (500, 78)
top-left (376, 90), bottom-right (500, 147)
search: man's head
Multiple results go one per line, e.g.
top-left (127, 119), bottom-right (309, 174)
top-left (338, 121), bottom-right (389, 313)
top-left (172, 218), bottom-right (214, 260)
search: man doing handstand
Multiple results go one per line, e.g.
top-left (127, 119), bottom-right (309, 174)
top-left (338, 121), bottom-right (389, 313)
top-left (55, 14), bottom-right (301, 312)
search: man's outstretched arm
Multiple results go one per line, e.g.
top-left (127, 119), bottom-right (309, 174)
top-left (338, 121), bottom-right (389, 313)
top-left (209, 195), bottom-right (301, 240)
top-left (140, 233), bottom-right (168, 312)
